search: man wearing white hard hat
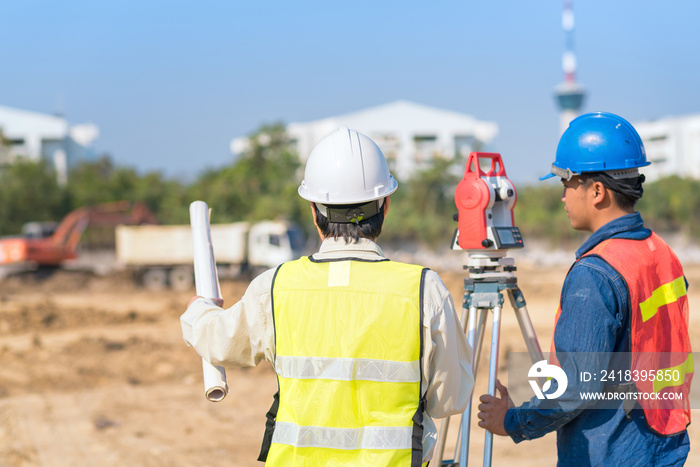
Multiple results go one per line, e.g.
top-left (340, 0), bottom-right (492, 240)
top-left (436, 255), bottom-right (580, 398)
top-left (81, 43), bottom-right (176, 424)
top-left (182, 127), bottom-right (473, 466)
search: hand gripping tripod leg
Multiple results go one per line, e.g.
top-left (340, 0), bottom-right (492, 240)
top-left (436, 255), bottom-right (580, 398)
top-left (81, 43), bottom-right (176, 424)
top-left (434, 253), bottom-right (543, 467)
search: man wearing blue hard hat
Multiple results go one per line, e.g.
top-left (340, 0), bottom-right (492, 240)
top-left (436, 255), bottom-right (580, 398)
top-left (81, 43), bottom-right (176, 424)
top-left (478, 112), bottom-right (692, 465)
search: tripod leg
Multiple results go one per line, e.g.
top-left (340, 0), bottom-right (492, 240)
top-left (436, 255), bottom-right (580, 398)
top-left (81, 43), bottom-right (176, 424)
top-left (457, 306), bottom-right (478, 465)
top-left (434, 418), bottom-right (450, 466)
top-left (483, 305), bottom-right (503, 467)
top-left (434, 302), bottom-right (473, 466)
top-left (473, 308), bottom-right (488, 375)
top-left (507, 288), bottom-right (544, 363)
top-left (434, 418), bottom-right (451, 466)
top-left (457, 307), bottom-right (488, 466)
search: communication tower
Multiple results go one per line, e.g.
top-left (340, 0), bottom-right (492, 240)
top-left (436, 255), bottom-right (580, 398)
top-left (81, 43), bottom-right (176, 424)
top-left (555, 0), bottom-right (586, 134)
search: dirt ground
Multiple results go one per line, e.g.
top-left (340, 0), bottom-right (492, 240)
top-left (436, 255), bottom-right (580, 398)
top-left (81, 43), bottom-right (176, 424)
top-left (1, 260), bottom-right (699, 467)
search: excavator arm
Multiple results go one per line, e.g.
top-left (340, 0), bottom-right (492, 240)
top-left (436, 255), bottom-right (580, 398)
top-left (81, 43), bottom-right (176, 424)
top-left (0, 201), bottom-right (158, 266)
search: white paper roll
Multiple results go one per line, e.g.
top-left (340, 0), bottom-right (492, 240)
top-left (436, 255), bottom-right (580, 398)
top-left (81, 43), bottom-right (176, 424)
top-left (189, 200), bottom-right (229, 402)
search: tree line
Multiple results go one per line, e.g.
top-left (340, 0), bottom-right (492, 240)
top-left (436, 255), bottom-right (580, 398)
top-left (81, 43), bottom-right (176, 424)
top-left (1, 123), bottom-right (698, 249)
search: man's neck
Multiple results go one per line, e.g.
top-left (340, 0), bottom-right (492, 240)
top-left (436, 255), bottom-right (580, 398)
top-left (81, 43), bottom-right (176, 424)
top-left (590, 209), bottom-right (634, 233)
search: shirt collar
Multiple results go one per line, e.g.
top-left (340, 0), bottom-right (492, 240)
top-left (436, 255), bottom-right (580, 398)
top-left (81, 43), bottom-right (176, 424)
top-left (316, 237), bottom-right (386, 259)
top-left (576, 212), bottom-right (650, 259)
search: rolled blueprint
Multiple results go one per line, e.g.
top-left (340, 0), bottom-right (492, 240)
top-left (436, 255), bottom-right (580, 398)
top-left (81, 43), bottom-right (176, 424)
top-left (189, 200), bottom-right (229, 402)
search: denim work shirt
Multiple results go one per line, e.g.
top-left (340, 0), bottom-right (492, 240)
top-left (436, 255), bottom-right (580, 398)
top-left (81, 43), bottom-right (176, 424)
top-left (504, 212), bottom-right (690, 466)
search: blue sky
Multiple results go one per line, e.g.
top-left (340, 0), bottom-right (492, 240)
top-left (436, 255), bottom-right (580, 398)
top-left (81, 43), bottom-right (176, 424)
top-left (1, 0), bottom-right (698, 184)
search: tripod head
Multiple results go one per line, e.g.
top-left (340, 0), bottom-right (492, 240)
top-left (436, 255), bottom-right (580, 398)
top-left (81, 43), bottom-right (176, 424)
top-left (452, 152), bottom-right (524, 253)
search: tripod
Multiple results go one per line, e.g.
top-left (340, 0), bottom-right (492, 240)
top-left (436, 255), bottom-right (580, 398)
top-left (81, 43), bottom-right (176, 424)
top-left (434, 251), bottom-right (543, 466)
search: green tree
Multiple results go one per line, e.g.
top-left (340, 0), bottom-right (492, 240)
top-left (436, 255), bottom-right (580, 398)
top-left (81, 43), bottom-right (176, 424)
top-left (383, 154), bottom-right (461, 247)
top-left (638, 176), bottom-right (700, 239)
top-left (65, 154), bottom-right (190, 224)
top-left (514, 183), bottom-right (585, 246)
top-left (0, 159), bottom-right (67, 235)
top-left (64, 155), bottom-right (114, 206)
top-left (190, 122), bottom-right (308, 230)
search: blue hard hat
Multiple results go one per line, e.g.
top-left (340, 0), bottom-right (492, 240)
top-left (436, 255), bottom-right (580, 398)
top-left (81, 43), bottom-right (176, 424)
top-left (540, 112), bottom-right (650, 180)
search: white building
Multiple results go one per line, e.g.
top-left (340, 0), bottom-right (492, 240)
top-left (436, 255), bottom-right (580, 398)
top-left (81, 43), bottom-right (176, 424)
top-left (0, 105), bottom-right (99, 185)
top-left (634, 113), bottom-right (700, 182)
top-left (232, 100), bottom-right (498, 181)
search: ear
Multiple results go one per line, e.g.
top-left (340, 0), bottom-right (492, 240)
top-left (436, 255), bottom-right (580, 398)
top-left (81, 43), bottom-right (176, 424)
top-left (310, 202), bottom-right (318, 224)
top-left (310, 202), bottom-right (326, 241)
top-left (590, 181), bottom-right (608, 207)
top-left (383, 197), bottom-right (391, 218)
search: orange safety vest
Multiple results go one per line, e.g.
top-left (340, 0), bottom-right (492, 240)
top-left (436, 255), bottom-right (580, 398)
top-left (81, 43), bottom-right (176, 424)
top-left (550, 232), bottom-right (693, 436)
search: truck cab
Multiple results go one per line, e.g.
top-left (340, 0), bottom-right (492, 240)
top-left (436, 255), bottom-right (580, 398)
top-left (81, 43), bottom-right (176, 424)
top-left (247, 221), bottom-right (306, 272)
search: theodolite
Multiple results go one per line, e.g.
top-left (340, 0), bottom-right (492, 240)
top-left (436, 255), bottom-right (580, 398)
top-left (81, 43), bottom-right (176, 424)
top-left (436, 152), bottom-right (543, 467)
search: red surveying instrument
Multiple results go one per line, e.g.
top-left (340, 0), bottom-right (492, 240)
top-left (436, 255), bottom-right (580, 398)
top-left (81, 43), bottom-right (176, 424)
top-left (437, 152), bottom-right (543, 467)
top-left (452, 152), bottom-right (523, 251)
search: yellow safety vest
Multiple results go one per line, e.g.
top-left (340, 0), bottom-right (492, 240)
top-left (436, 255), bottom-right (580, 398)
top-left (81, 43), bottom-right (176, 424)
top-left (259, 256), bottom-right (427, 466)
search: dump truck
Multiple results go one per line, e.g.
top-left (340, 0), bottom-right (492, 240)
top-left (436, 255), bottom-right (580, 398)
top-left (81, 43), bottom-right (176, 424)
top-left (115, 220), bottom-right (306, 290)
top-left (0, 201), bottom-right (158, 279)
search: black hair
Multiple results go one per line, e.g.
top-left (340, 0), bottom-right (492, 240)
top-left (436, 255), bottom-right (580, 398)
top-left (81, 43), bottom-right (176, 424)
top-left (580, 172), bottom-right (645, 211)
top-left (313, 201), bottom-right (385, 243)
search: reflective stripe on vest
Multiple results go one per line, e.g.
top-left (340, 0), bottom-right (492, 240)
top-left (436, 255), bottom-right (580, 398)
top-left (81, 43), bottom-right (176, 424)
top-left (653, 353), bottom-right (694, 394)
top-left (640, 276), bottom-right (687, 323)
top-left (550, 233), bottom-right (692, 436)
top-left (266, 256), bottom-right (426, 466)
top-left (272, 422), bottom-right (413, 450)
top-left (275, 355), bottom-right (420, 383)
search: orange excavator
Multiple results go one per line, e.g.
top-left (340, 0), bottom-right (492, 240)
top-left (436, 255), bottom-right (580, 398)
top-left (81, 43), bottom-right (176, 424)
top-left (0, 201), bottom-right (158, 268)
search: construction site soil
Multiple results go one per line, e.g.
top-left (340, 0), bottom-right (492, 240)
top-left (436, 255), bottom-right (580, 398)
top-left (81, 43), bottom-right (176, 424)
top-left (1, 262), bottom-right (699, 466)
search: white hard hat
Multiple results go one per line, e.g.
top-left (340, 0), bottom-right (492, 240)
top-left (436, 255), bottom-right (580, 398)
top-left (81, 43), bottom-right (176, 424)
top-left (298, 127), bottom-right (398, 204)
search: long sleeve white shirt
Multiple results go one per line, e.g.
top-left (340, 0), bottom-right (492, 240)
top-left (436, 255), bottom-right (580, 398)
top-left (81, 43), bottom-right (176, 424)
top-left (181, 237), bottom-right (474, 461)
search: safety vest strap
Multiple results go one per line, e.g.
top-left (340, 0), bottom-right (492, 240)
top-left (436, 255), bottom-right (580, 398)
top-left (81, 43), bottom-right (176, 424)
top-left (257, 390), bottom-right (280, 462)
top-left (411, 396), bottom-right (427, 467)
